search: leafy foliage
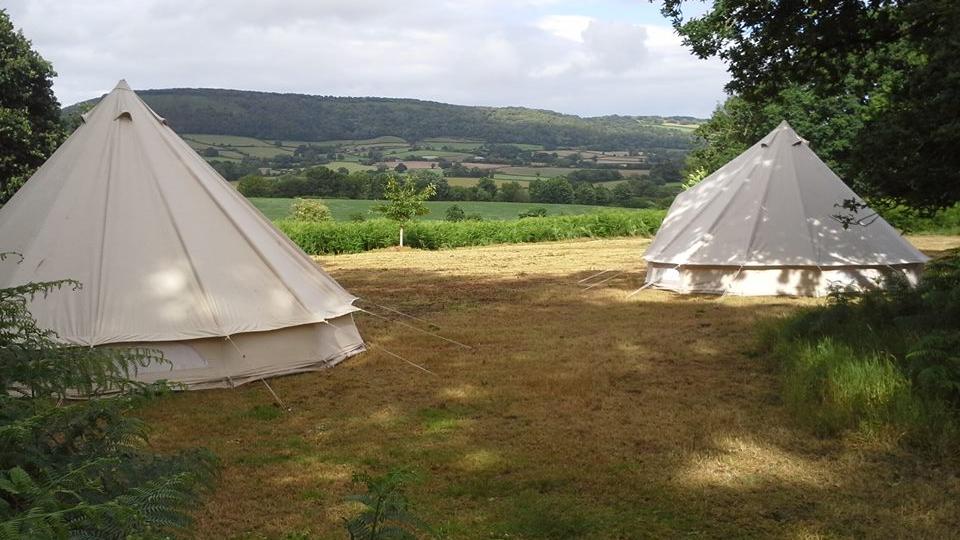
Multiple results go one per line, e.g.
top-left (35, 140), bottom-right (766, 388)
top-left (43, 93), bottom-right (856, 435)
top-left (372, 175), bottom-right (437, 246)
top-left (373, 176), bottom-right (436, 225)
top-left (443, 205), bottom-right (465, 222)
top-left (0, 262), bottom-right (217, 538)
top-left (663, 0), bottom-right (960, 208)
top-left (343, 469), bottom-right (432, 540)
top-left (0, 9), bottom-right (65, 205)
top-left (290, 198), bottom-right (332, 222)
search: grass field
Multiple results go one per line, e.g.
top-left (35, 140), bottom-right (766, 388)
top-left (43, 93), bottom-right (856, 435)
top-left (324, 161), bottom-right (376, 173)
top-left (140, 236), bottom-right (960, 538)
top-left (446, 177), bottom-right (530, 188)
top-left (249, 198), bottom-right (623, 221)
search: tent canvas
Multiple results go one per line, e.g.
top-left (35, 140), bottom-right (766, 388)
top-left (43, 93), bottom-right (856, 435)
top-left (0, 80), bottom-right (365, 389)
top-left (643, 121), bottom-right (928, 297)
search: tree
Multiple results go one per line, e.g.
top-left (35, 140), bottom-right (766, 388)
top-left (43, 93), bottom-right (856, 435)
top-left (612, 183), bottom-right (633, 206)
top-left (660, 0), bottom-right (960, 208)
top-left (394, 162), bottom-right (408, 173)
top-left (0, 260), bottom-right (217, 537)
top-left (373, 175), bottom-right (436, 247)
top-left (477, 177), bottom-right (498, 199)
top-left (497, 181), bottom-right (528, 203)
top-left (0, 9), bottom-right (65, 205)
top-left (573, 182), bottom-right (596, 205)
top-left (529, 178), bottom-right (574, 204)
top-left (236, 175), bottom-right (277, 197)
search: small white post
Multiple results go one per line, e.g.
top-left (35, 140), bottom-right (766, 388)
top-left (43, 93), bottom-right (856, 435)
top-left (399, 226), bottom-right (404, 247)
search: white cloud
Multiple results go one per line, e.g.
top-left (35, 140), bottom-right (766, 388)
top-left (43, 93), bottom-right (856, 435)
top-left (536, 15), bottom-right (593, 42)
top-left (582, 20), bottom-right (649, 73)
top-left (4, 0), bottom-right (728, 117)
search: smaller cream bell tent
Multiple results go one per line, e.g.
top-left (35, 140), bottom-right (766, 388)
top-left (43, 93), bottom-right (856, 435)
top-left (643, 121), bottom-right (928, 297)
top-left (0, 80), bottom-right (365, 389)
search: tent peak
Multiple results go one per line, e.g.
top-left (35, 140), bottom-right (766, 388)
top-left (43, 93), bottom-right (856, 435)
top-left (761, 120), bottom-right (803, 147)
top-left (114, 79), bottom-right (131, 91)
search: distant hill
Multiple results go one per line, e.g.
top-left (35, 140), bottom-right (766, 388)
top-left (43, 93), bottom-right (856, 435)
top-left (63, 88), bottom-right (700, 150)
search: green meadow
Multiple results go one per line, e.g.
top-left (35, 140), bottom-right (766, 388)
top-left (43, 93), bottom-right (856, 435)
top-left (249, 197), bottom-right (625, 221)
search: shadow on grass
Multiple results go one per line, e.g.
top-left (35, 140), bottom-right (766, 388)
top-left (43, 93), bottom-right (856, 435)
top-left (139, 265), bottom-right (960, 539)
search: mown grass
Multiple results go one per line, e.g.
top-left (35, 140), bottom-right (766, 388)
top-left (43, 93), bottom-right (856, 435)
top-left (278, 211), bottom-right (664, 254)
top-left (138, 236), bottom-right (960, 539)
top-left (249, 197), bottom-right (632, 221)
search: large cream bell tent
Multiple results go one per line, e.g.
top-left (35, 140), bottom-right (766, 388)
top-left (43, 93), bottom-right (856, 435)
top-left (0, 80), bottom-right (365, 389)
top-left (643, 121), bottom-right (929, 297)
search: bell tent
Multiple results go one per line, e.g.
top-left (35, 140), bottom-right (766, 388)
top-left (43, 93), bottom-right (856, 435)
top-left (643, 121), bottom-right (928, 296)
top-left (0, 80), bottom-right (365, 389)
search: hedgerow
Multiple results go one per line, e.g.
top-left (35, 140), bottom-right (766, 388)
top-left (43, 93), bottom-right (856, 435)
top-left (277, 210), bottom-right (665, 255)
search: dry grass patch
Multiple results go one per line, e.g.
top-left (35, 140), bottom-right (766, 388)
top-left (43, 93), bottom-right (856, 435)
top-left (139, 236), bottom-right (960, 539)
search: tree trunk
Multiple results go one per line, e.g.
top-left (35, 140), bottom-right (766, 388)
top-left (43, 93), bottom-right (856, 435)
top-left (399, 226), bottom-right (404, 248)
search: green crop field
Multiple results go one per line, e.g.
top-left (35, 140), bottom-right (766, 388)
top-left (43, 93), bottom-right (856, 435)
top-left (249, 197), bottom-right (626, 221)
top-left (383, 148), bottom-right (473, 159)
top-left (324, 160), bottom-right (376, 172)
top-left (235, 146), bottom-right (294, 158)
top-left (499, 166), bottom-right (579, 177)
top-left (421, 138), bottom-right (484, 151)
top-left (183, 134), bottom-right (276, 147)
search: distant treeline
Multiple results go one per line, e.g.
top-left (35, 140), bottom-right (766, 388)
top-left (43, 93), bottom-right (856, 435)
top-left (64, 88), bottom-right (698, 150)
top-left (236, 166), bottom-right (681, 208)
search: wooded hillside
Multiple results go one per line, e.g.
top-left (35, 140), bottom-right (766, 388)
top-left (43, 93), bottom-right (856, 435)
top-left (63, 88), bottom-right (699, 149)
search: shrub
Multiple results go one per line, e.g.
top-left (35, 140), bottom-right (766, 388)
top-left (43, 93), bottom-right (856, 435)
top-left (290, 198), bottom-right (332, 222)
top-left (444, 204), bottom-right (465, 222)
top-left (519, 207), bottom-right (548, 219)
top-left (342, 469), bottom-right (431, 539)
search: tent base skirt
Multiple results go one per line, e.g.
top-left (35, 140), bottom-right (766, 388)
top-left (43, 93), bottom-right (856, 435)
top-left (644, 262), bottom-right (924, 297)
top-left (114, 314), bottom-right (365, 390)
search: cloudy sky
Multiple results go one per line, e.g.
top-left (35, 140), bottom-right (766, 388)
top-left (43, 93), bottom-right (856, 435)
top-left (6, 0), bottom-right (728, 117)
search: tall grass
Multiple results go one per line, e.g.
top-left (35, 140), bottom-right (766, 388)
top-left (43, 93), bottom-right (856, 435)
top-left (758, 253), bottom-right (960, 453)
top-left (278, 210), bottom-right (665, 255)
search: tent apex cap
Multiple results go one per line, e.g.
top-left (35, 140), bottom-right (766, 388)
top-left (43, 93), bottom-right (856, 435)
top-left (776, 119), bottom-right (795, 131)
top-left (114, 79), bottom-right (131, 91)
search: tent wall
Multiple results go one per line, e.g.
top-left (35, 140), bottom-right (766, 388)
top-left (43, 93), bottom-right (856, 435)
top-left (122, 315), bottom-right (364, 390)
top-left (644, 262), bottom-right (924, 297)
